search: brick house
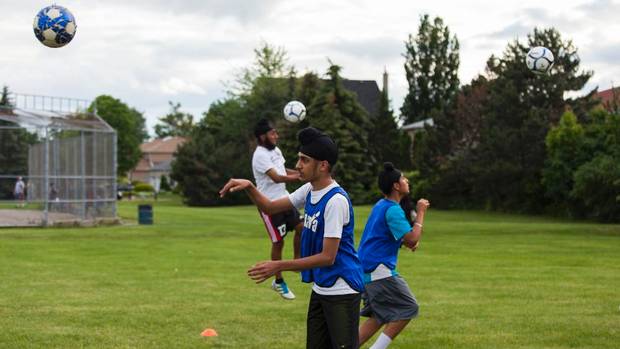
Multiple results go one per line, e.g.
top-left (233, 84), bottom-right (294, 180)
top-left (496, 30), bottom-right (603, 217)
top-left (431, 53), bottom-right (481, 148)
top-left (129, 137), bottom-right (186, 190)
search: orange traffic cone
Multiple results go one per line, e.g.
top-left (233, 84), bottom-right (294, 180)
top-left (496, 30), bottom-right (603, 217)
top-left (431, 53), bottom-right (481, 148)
top-left (201, 328), bottom-right (218, 337)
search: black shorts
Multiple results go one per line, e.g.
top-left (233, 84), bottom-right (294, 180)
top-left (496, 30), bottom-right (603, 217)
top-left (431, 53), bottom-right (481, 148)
top-left (306, 291), bottom-right (361, 349)
top-left (258, 207), bottom-right (302, 243)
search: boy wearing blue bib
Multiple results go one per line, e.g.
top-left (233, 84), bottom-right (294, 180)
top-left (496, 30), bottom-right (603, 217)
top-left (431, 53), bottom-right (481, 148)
top-left (357, 162), bottom-right (430, 349)
top-left (220, 127), bottom-right (364, 349)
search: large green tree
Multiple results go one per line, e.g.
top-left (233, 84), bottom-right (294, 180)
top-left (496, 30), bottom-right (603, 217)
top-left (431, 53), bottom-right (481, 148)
top-left (89, 95), bottom-right (148, 176)
top-left (542, 111), bottom-right (587, 216)
top-left (564, 108), bottom-right (620, 221)
top-left (172, 43), bottom-right (292, 205)
top-left (305, 64), bottom-right (377, 203)
top-left (154, 102), bottom-right (195, 139)
top-left (401, 14), bottom-right (460, 124)
top-left (425, 76), bottom-right (490, 207)
top-left (171, 99), bottom-right (252, 206)
top-left (371, 88), bottom-right (411, 170)
top-left (474, 27), bottom-right (596, 212)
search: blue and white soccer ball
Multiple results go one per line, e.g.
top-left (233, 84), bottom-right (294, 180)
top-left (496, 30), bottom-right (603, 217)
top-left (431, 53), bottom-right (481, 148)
top-left (283, 101), bottom-right (306, 123)
top-left (525, 46), bottom-right (554, 74)
top-left (33, 5), bottom-right (77, 48)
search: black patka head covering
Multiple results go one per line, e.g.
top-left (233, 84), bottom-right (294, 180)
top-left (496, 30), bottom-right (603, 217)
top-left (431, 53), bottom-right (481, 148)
top-left (297, 127), bottom-right (338, 166)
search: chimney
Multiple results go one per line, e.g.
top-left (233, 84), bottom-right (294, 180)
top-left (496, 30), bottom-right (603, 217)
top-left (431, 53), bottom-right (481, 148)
top-left (382, 67), bottom-right (388, 97)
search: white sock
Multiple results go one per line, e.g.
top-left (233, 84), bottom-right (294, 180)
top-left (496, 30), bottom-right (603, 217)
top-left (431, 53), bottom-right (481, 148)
top-left (369, 332), bottom-right (392, 349)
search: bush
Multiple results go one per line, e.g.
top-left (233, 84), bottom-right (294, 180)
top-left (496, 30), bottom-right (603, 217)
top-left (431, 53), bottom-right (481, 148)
top-left (160, 175), bottom-right (171, 191)
top-left (133, 183), bottom-right (154, 193)
top-left (571, 155), bottom-right (620, 222)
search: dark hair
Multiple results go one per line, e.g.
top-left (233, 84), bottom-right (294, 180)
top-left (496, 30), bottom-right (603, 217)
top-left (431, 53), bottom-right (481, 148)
top-left (254, 118), bottom-right (273, 138)
top-left (399, 195), bottom-right (415, 225)
top-left (378, 162), bottom-right (402, 195)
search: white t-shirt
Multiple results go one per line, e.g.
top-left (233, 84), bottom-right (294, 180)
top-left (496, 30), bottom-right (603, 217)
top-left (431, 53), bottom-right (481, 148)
top-left (288, 181), bottom-right (358, 295)
top-left (14, 180), bottom-right (25, 194)
top-left (252, 146), bottom-right (289, 200)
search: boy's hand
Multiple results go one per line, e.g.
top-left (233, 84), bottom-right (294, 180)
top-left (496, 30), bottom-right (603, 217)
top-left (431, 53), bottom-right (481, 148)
top-left (416, 199), bottom-right (430, 213)
top-left (248, 261), bottom-right (281, 283)
top-left (219, 179), bottom-right (252, 197)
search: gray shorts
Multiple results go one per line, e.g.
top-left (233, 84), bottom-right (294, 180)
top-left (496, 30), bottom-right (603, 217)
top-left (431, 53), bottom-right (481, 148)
top-left (360, 275), bottom-right (419, 324)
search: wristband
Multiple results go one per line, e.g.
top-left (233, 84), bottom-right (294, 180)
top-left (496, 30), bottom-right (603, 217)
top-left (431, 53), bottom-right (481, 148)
top-left (414, 222), bottom-right (423, 228)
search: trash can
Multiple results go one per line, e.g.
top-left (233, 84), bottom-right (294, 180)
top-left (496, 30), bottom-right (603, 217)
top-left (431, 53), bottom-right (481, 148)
top-left (138, 204), bottom-right (153, 225)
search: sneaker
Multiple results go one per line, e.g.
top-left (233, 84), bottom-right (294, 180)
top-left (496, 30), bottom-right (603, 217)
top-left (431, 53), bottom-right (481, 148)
top-left (271, 280), bottom-right (295, 300)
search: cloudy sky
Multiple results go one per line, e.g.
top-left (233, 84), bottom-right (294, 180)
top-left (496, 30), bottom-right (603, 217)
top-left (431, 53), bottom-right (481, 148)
top-left (1, 0), bottom-right (618, 135)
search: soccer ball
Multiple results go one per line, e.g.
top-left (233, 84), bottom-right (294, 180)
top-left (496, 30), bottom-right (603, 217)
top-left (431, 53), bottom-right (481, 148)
top-left (525, 46), bottom-right (554, 74)
top-left (283, 101), bottom-right (306, 123)
top-left (33, 5), bottom-right (77, 48)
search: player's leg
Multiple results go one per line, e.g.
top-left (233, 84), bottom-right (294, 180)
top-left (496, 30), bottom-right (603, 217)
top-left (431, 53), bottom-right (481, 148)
top-left (381, 319), bottom-right (411, 341)
top-left (322, 293), bottom-right (361, 349)
top-left (365, 276), bottom-right (418, 348)
top-left (259, 210), bottom-right (295, 299)
top-left (306, 291), bottom-right (332, 348)
top-left (285, 208), bottom-right (304, 259)
top-left (359, 290), bottom-right (383, 345)
top-left (271, 239), bottom-right (284, 279)
top-left (359, 317), bottom-right (382, 346)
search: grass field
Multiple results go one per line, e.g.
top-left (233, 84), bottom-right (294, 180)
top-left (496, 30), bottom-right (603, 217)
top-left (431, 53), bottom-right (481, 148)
top-left (0, 196), bottom-right (619, 348)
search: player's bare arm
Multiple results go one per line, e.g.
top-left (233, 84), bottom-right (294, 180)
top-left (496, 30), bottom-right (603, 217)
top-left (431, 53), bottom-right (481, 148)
top-left (402, 199), bottom-right (430, 250)
top-left (265, 168), bottom-right (300, 183)
top-left (247, 237), bottom-right (340, 283)
top-left (219, 178), bottom-right (293, 215)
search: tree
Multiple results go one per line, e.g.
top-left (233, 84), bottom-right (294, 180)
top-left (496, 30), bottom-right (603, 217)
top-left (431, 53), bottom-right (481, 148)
top-left (473, 27), bottom-right (596, 212)
top-left (542, 111), bottom-right (587, 215)
top-left (305, 64), bottom-right (377, 203)
top-left (427, 76), bottom-right (490, 207)
top-left (154, 102), bottom-right (195, 138)
top-left (171, 99), bottom-right (252, 206)
top-left (233, 42), bottom-right (289, 96)
top-left (370, 88), bottom-right (411, 170)
top-left (0, 85), bottom-right (37, 199)
top-left (172, 43), bottom-right (290, 206)
top-left (89, 95), bottom-right (148, 176)
top-left (401, 14), bottom-right (459, 124)
top-left (569, 108), bottom-right (620, 221)
top-left (0, 85), bottom-right (11, 107)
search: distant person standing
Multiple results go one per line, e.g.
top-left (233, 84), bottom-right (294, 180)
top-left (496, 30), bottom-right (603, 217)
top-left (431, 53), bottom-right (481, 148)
top-left (252, 118), bottom-right (303, 300)
top-left (14, 177), bottom-right (25, 207)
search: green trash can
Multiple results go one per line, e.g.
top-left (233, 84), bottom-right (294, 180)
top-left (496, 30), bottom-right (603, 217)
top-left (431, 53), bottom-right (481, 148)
top-left (138, 204), bottom-right (153, 225)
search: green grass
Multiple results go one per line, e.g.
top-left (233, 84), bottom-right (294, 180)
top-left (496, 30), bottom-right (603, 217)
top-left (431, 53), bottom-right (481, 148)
top-left (0, 196), bottom-right (619, 348)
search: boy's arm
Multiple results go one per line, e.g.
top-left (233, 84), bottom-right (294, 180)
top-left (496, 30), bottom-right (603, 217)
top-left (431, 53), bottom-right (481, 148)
top-left (266, 168), bottom-right (300, 183)
top-left (402, 199), bottom-right (430, 250)
top-left (248, 238), bottom-right (340, 283)
top-left (219, 178), bottom-right (293, 215)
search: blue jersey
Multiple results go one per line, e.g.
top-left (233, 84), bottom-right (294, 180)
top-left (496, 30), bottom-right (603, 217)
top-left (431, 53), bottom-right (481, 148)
top-left (300, 187), bottom-right (364, 293)
top-left (358, 199), bottom-right (411, 274)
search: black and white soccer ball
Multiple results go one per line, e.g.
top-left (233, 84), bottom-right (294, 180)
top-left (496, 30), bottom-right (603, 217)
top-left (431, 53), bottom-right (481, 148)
top-left (283, 101), bottom-right (306, 123)
top-left (525, 46), bottom-right (554, 74)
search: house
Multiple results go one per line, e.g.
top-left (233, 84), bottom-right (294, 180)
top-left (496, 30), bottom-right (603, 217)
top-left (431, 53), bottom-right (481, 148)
top-left (596, 87), bottom-right (620, 112)
top-left (129, 136), bottom-right (186, 190)
top-left (341, 79), bottom-right (382, 117)
top-left (401, 118), bottom-right (434, 156)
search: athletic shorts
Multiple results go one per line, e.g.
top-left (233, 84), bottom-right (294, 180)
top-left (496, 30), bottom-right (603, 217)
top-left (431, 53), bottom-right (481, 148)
top-left (307, 291), bottom-right (361, 349)
top-left (360, 275), bottom-right (419, 324)
top-left (258, 207), bottom-right (302, 243)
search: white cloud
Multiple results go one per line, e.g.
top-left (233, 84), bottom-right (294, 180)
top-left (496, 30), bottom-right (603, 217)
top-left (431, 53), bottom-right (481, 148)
top-left (1, 0), bottom-right (619, 136)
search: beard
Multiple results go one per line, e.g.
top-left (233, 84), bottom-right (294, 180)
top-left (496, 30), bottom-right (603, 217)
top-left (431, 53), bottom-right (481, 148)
top-left (260, 138), bottom-right (276, 150)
